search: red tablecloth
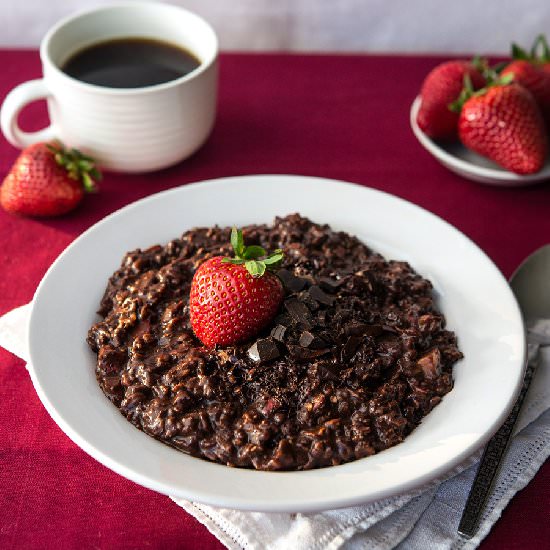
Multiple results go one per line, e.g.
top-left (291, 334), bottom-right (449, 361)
top-left (1, 50), bottom-right (549, 549)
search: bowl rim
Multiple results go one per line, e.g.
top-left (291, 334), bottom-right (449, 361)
top-left (27, 175), bottom-right (526, 512)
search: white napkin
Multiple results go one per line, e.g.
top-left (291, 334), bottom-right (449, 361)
top-left (2, 303), bottom-right (550, 550)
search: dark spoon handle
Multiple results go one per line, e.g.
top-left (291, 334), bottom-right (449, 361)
top-left (458, 356), bottom-right (538, 539)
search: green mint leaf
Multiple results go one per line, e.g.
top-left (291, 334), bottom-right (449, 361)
top-left (222, 257), bottom-right (246, 265)
top-left (243, 245), bottom-right (267, 260)
top-left (230, 227), bottom-right (239, 255)
top-left (262, 251), bottom-right (284, 266)
top-left (230, 227), bottom-right (245, 257)
top-left (245, 260), bottom-right (266, 278)
top-left (225, 230), bottom-right (284, 276)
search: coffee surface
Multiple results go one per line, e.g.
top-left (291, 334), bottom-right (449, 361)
top-left (62, 37), bottom-right (201, 88)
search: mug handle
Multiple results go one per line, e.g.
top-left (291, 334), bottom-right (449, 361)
top-left (0, 79), bottom-right (57, 148)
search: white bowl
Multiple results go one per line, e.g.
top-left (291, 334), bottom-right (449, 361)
top-left (28, 175), bottom-right (525, 512)
top-left (410, 96), bottom-right (550, 186)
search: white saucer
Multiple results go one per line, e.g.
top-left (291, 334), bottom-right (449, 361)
top-left (410, 96), bottom-right (550, 186)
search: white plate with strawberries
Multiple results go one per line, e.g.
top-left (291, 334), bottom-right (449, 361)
top-left (411, 38), bottom-right (550, 186)
top-left (26, 174), bottom-right (525, 512)
top-left (411, 95), bottom-right (550, 186)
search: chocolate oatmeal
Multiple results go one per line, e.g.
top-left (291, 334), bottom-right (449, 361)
top-left (87, 214), bottom-right (462, 470)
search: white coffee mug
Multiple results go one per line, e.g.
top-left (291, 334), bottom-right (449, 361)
top-left (0, 2), bottom-right (218, 173)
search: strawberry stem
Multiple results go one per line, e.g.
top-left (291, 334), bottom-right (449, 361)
top-left (511, 42), bottom-right (530, 60)
top-left (511, 34), bottom-right (550, 63)
top-left (449, 71), bottom-right (513, 113)
top-left (470, 56), bottom-right (492, 78)
top-left (532, 34), bottom-right (550, 61)
top-left (46, 141), bottom-right (101, 193)
top-left (222, 227), bottom-right (284, 277)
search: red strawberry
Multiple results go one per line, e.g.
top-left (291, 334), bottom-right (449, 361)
top-left (501, 60), bottom-right (550, 123)
top-left (457, 81), bottom-right (548, 174)
top-left (0, 141), bottom-right (100, 217)
top-left (190, 228), bottom-right (284, 347)
top-left (417, 60), bottom-right (485, 140)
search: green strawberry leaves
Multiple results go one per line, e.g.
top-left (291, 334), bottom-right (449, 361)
top-left (449, 72), bottom-right (514, 113)
top-left (245, 260), bottom-right (266, 277)
top-left (222, 227), bottom-right (284, 277)
top-left (512, 34), bottom-right (550, 64)
top-left (230, 226), bottom-right (245, 256)
top-left (533, 34), bottom-right (550, 62)
top-left (243, 245), bottom-right (267, 259)
top-left (47, 140), bottom-right (102, 192)
top-left (262, 251), bottom-right (284, 265)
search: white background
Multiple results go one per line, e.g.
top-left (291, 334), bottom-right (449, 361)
top-left (0, 0), bottom-right (549, 53)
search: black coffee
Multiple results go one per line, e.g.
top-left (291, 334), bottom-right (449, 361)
top-left (62, 37), bottom-right (201, 88)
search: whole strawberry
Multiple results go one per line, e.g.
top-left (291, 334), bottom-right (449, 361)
top-left (0, 141), bottom-right (100, 217)
top-left (502, 36), bottom-right (550, 124)
top-left (417, 60), bottom-right (485, 140)
top-left (501, 61), bottom-right (550, 119)
top-left (456, 78), bottom-right (548, 174)
top-left (190, 228), bottom-right (284, 347)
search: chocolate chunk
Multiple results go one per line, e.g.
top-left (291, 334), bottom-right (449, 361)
top-left (287, 344), bottom-right (331, 361)
top-left (299, 331), bottom-right (315, 347)
top-left (274, 313), bottom-right (292, 327)
top-left (318, 330), bottom-right (335, 344)
top-left (270, 324), bottom-right (287, 342)
top-left (365, 325), bottom-right (386, 337)
top-left (318, 277), bottom-right (346, 292)
top-left (341, 336), bottom-right (362, 361)
top-left (317, 310), bottom-right (327, 326)
top-left (346, 274), bottom-right (367, 294)
top-left (308, 285), bottom-right (335, 306)
top-left (418, 314), bottom-right (443, 334)
top-left (344, 321), bottom-right (383, 337)
top-left (248, 338), bottom-right (280, 363)
top-left (277, 268), bottom-right (307, 293)
top-left (297, 289), bottom-right (319, 311)
top-left (417, 348), bottom-right (441, 380)
top-left (318, 364), bottom-right (339, 381)
top-left (332, 308), bottom-right (352, 325)
top-left (343, 321), bottom-right (368, 336)
top-left (299, 331), bottom-right (327, 349)
top-left (284, 298), bottom-right (313, 329)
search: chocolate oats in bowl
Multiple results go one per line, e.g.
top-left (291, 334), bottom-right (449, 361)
top-left (87, 214), bottom-right (462, 471)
